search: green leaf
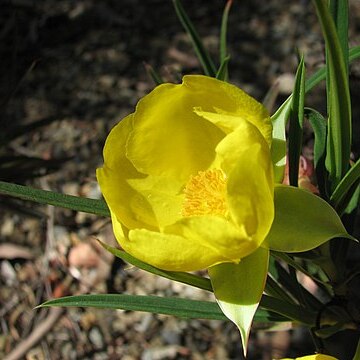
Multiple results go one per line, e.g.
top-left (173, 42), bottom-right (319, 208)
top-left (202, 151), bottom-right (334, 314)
top-left (344, 183), bottom-right (360, 215)
top-left (315, 322), bottom-right (348, 338)
top-left (101, 245), bottom-right (314, 326)
top-left (305, 107), bottom-right (328, 197)
top-left (262, 81), bottom-right (280, 114)
top-left (144, 63), bottom-right (164, 85)
top-left (266, 184), bottom-right (355, 252)
top-left (288, 56), bottom-right (306, 187)
top-left (99, 240), bottom-right (212, 292)
top-left (0, 181), bottom-right (110, 217)
top-left (268, 254), bottom-right (325, 311)
top-left (216, 56), bottom-right (230, 81)
top-left (270, 45), bottom-right (360, 182)
top-left (218, 0), bottom-right (233, 81)
top-left (313, 0), bottom-right (351, 187)
top-left (265, 275), bottom-right (296, 305)
top-left (349, 45), bottom-right (360, 63)
top-left (271, 251), bottom-right (328, 289)
top-left (38, 294), bottom-right (285, 323)
top-left (209, 247), bottom-right (269, 355)
top-left (260, 294), bottom-right (316, 326)
top-left (173, 0), bottom-right (216, 77)
top-left (329, 0), bottom-right (349, 76)
top-left (330, 157), bottom-right (360, 214)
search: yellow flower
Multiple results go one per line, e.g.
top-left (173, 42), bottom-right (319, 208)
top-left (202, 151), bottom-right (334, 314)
top-left (97, 75), bottom-right (274, 271)
top-left (279, 355), bottom-right (338, 360)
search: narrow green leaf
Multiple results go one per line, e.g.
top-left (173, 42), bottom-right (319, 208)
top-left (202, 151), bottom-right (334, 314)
top-left (266, 184), bottom-right (355, 253)
top-left (209, 247), bottom-right (269, 355)
top-left (270, 46), bottom-right (360, 182)
top-left (260, 293), bottom-right (316, 326)
top-left (315, 322), bottom-right (348, 338)
top-left (329, 0), bottom-right (349, 75)
top-left (313, 0), bottom-right (351, 187)
top-left (344, 183), bottom-right (360, 215)
top-left (305, 107), bottom-right (328, 197)
top-left (39, 294), bottom-right (226, 320)
top-left (330, 157), bottom-right (360, 214)
top-left (272, 45), bottom-right (359, 121)
top-left (144, 63), bottom-right (164, 85)
top-left (268, 255), bottom-right (325, 311)
top-left (270, 252), bottom-right (331, 307)
top-left (265, 275), bottom-right (296, 305)
top-left (219, 0), bottom-right (233, 81)
top-left (349, 45), bottom-right (360, 63)
top-left (99, 240), bottom-right (212, 292)
top-left (271, 251), bottom-right (329, 288)
top-left (173, 0), bottom-right (216, 76)
top-left (268, 257), bottom-right (305, 306)
top-left (38, 294), bottom-right (285, 323)
top-left (0, 181), bottom-right (110, 217)
top-left (288, 56), bottom-right (306, 187)
top-left (216, 56), bottom-right (230, 81)
top-left (262, 81), bottom-right (280, 114)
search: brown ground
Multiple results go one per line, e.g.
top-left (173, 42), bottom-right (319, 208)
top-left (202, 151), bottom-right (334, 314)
top-left (1, 1), bottom-right (360, 359)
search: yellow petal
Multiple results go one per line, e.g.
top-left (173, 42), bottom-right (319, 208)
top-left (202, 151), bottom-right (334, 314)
top-left (166, 216), bottom-right (257, 261)
top-left (126, 77), bottom-right (225, 182)
top-left (195, 111), bottom-right (272, 148)
top-left (278, 355), bottom-right (338, 360)
top-left (124, 216), bottom-right (254, 271)
top-left (218, 121), bottom-right (274, 246)
top-left (96, 115), bottom-right (158, 230)
top-left (188, 75), bottom-right (271, 146)
top-left (127, 175), bottom-right (184, 229)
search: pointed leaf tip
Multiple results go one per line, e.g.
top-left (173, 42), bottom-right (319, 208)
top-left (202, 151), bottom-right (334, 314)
top-left (209, 247), bottom-right (269, 355)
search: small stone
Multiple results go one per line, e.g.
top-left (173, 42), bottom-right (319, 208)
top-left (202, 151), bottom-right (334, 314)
top-left (89, 327), bottom-right (104, 350)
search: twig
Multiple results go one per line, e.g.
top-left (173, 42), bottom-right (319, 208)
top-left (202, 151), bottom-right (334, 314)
top-left (4, 307), bottom-right (64, 360)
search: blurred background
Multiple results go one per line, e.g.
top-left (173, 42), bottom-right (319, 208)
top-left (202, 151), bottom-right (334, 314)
top-left (0, 0), bottom-right (360, 359)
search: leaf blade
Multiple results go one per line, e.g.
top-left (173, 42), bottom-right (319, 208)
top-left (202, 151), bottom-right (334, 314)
top-left (288, 56), bottom-right (306, 187)
top-left (0, 181), bottom-right (110, 217)
top-left (330, 157), bottom-right (360, 214)
top-left (305, 107), bottom-right (328, 197)
top-left (266, 184), bottom-right (355, 252)
top-left (218, 0), bottom-right (233, 81)
top-left (38, 294), bottom-right (285, 323)
top-left (209, 247), bottom-right (269, 355)
top-left (313, 0), bottom-right (351, 187)
top-left (173, 0), bottom-right (216, 76)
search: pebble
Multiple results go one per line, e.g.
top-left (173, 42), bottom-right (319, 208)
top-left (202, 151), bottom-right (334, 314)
top-left (89, 327), bottom-right (104, 350)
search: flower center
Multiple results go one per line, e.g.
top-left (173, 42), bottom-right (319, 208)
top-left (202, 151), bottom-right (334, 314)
top-left (182, 169), bottom-right (227, 217)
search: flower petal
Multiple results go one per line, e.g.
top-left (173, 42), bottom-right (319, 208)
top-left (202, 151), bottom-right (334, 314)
top-left (195, 111), bottom-right (272, 148)
top-left (279, 355), bottom-right (338, 360)
top-left (96, 115), bottom-right (158, 230)
top-left (124, 216), bottom-right (253, 271)
top-left (126, 77), bottom-right (226, 182)
top-left (127, 175), bottom-right (184, 229)
top-left (166, 216), bottom-right (257, 261)
top-left (217, 121), bottom-right (274, 245)
top-left (188, 75), bottom-right (271, 146)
